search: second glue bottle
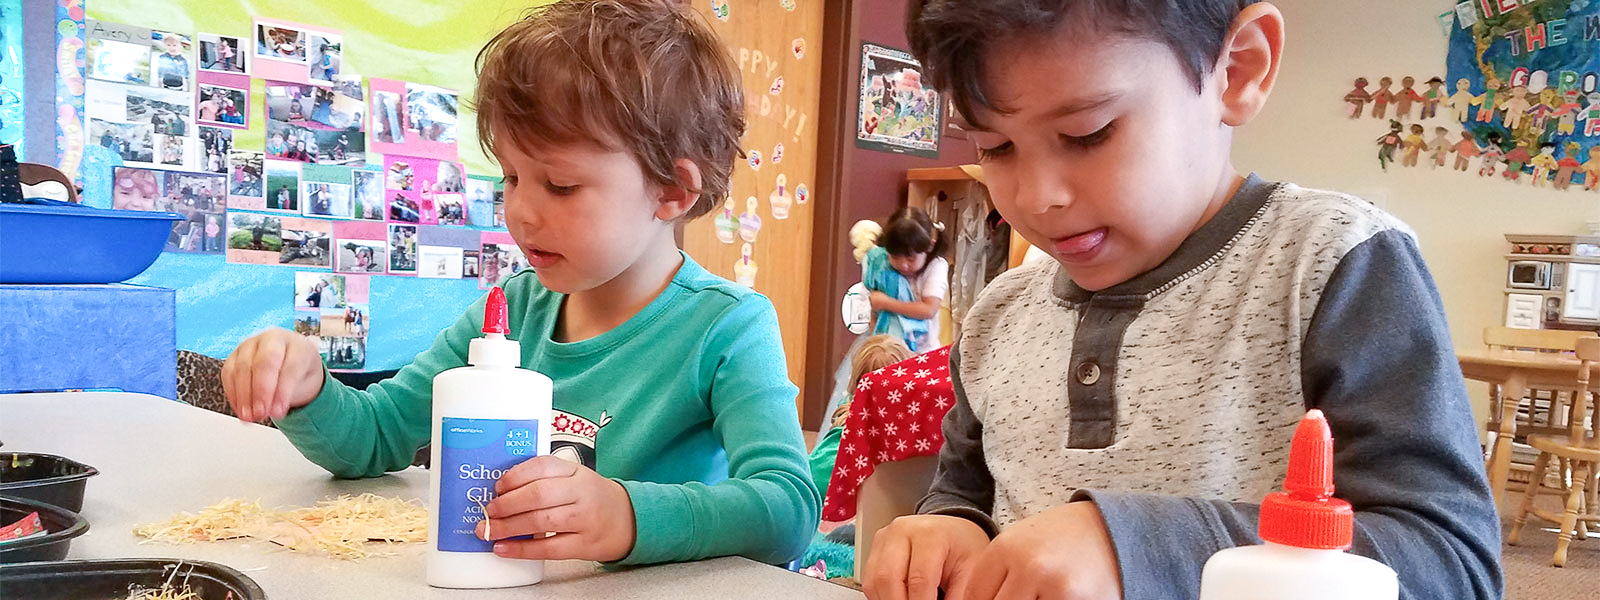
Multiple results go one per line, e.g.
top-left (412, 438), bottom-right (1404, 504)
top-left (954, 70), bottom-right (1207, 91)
top-left (427, 286), bottom-right (553, 589)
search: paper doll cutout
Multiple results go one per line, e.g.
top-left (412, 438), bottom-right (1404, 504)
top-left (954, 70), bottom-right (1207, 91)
top-left (1343, 77), bottom-right (1371, 119)
top-left (796, 183), bottom-right (809, 204)
top-left (1427, 126), bottom-right (1453, 169)
top-left (1452, 130), bottom-right (1479, 172)
top-left (1503, 142), bottom-right (1531, 181)
top-left (1376, 120), bottom-right (1403, 171)
top-left (1499, 85), bottom-right (1531, 129)
top-left (1582, 93), bottom-right (1600, 137)
top-left (1472, 82), bottom-right (1503, 124)
top-left (1394, 76), bottom-right (1423, 120)
top-left (1478, 132), bottom-right (1504, 177)
top-left (1400, 124), bottom-right (1426, 167)
top-left (1371, 77), bottom-right (1394, 119)
top-left (1448, 78), bottom-right (1476, 123)
top-left (1420, 77), bottom-right (1445, 120)
top-left (1528, 143), bottom-right (1557, 188)
top-left (1581, 146), bottom-right (1600, 192)
top-left (1524, 88), bottom-right (1561, 137)
top-left (1554, 89), bottom-right (1582, 136)
top-left (1554, 142), bottom-right (1582, 191)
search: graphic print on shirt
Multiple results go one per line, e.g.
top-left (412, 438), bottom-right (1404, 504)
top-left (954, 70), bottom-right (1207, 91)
top-left (550, 409), bottom-right (611, 471)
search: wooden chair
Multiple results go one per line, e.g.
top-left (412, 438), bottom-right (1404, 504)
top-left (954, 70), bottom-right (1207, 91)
top-left (1507, 337), bottom-right (1600, 566)
top-left (1482, 327), bottom-right (1595, 479)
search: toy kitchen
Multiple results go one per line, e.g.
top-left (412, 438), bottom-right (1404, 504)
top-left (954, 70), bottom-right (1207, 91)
top-left (1500, 235), bottom-right (1600, 333)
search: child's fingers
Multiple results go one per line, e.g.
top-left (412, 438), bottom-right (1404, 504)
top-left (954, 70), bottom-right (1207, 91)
top-left (248, 334), bottom-right (288, 423)
top-left (491, 531), bottom-right (588, 561)
top-left (986, 570), bottom-right (1029, 600)
top-left (481, 502), bottom-right (584, 541)
top-left (903, 540), bottom-right (949, 600)
top-left (863, 528), bottom-right (912, 600)
top-left (274, 335), bottom-right (317, 418)
top-left (223, 341), bottom-right (256, 422)
top-left (485, 477), bottom-right (578, 518)
top-left (495, 455), bottom-right (580, 495)
top-left (957, 552), bottom-right (1007, 600)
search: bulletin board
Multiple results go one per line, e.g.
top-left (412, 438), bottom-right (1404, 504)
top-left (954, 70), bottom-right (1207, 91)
top-left (61, 0), bottom-right (542, 370)
top-left (684, 0), bottom-right (824, 408)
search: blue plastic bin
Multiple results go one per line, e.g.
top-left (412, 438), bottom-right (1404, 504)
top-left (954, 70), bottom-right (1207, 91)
top-left (0, 204), bottom-right (182, 284)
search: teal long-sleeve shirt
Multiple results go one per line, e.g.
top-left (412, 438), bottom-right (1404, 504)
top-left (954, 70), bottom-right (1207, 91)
top-left (275, 254), bottom-right (820, 565)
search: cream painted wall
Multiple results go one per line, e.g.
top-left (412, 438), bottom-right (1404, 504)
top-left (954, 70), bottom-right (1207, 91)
top-left (1232, 0), bottom-right (1600, 429)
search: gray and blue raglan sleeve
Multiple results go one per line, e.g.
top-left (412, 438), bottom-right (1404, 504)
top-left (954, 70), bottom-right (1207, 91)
top-left (915, 342), bottom-right (1000, 537)
top-left (1073, 229), bottom-right (1503, 600)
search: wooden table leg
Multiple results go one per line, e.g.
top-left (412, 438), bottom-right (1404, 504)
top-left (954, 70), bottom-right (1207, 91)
top-left (1488, 373), bottom-right (1528, 508)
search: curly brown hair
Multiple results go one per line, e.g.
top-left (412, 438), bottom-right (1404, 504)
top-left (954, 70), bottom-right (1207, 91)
top-left (473, 0), bottom-right (745, 221)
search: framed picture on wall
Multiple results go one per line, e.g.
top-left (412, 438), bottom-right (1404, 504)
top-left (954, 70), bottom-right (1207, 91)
top-left (855, 43), bottom-right (942, 158)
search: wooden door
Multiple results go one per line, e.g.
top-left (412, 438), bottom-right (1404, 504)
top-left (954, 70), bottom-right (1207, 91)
top-left (686, 1), bottom-right (824, 416)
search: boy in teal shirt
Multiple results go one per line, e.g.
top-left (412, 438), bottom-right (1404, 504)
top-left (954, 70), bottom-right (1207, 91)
top-left (222, 0), bottom-right (817, 567)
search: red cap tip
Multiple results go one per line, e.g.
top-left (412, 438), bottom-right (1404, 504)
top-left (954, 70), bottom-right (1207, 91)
top-left (1258, 409), bottom-right (1354, 550)
top-left (483, 287), bottom-right (509, 335)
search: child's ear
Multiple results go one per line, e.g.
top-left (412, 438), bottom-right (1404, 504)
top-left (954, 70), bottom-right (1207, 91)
top-left (1215, 2), bottom-right (1285, 127)
top-left (655, 159), bottom-right (702, 221)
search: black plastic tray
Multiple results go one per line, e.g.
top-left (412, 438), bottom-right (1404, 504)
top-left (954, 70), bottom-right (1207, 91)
top-left (0, 452), bottom-right (99, 512)
top-left (0, 558), bottom-right (267, 599)
top-left (0, 494), bottom-right (88, 563)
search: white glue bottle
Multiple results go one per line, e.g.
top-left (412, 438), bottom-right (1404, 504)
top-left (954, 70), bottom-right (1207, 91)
top-left (427, 286), bottom-right (552, 589)
top-left (1199, 409), bottom-right (1398, 600)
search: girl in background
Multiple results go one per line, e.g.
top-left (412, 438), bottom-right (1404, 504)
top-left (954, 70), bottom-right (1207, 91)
top-left (864, 206), bottom-right (950, 353)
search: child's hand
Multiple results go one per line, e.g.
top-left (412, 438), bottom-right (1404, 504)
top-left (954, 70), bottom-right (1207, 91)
top-left (478, 455), bottom-right (637, 563)
top-left (221, 328), bottom-right (326, 423)
top-left (955, 501), bottom-right (1121, 600)
top-left (863, 514), bottom-right (991, 600)
top-left (869, 291), bottom-right (891, 311)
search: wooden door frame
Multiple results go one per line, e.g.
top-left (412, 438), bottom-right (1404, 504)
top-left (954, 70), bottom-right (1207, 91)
top-left (801, 0), bottom-right (858, 431)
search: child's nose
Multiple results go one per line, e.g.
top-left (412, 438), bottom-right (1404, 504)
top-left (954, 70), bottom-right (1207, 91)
top-left (1012, 160), bottom-right (1072, 215)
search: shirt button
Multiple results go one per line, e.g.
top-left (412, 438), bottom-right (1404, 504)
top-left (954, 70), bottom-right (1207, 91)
top-left (1076, 361), bottom-right (1101, 385)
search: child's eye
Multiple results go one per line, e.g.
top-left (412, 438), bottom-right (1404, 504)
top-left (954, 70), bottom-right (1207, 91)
top-left (1063, 122), bottom-right (1115, 149)
top-left (976, 141), bottom-right (1013, 162)
top-left (500, 175), bottom-right (518, 188)
top-left (544, 181), bottom-right (579, 196)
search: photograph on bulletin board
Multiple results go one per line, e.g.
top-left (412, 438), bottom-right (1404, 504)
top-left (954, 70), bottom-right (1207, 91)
top-left (279, 217), bottom-right (333, 268)
top-left (196, 81), bottom-right (248, 129)
top-left (197, 33), bottom-right (247, 76)
top-left (85, 79), bottom-right (196, 170)
top-left (228, 149), bottom-right (265, 209)
top-left (351, 170), bottom-right (386, 221)
top-left (479, 232), bottom-right (526, 290)
top-left (265, 81), bottom-right (365, 166)
top-left (855, 43), bottom-right (942, 158)
top-left (464, 176), bottom-right (499, 228)
top-left (226, 212), bottom-right (283, 265)
top-left (368, 78), bottom-right (459, 161)
top-left (333, 221), bottom-right (388, 274)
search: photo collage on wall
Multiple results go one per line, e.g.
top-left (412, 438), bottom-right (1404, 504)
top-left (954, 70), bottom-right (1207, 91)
top-left (83, 17), bottom-right (514, 371)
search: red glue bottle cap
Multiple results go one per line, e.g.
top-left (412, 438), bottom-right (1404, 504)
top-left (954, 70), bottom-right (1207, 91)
top-left (1258, 409), bottom-right (1354, 550)
top-left (483, 287), bottom-right (509, 335)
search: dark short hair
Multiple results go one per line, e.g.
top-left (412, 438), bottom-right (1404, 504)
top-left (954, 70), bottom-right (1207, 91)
top-left (880, 207), bottom-right (949, 275)
top-left (474, 0), bottom-right (744, 221)
top-left (906, 0), bottom-right (1252, 122)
